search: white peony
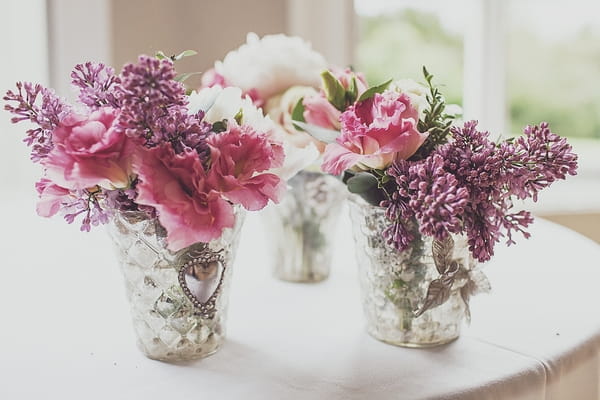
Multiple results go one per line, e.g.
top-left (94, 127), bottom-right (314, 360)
top-left (187, 86), bottom-right (319, 181)
top-left (214, 32), bottom-right (327, 101)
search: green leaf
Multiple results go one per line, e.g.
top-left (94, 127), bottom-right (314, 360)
top-left (234, 108), bottom-right (243, 125)
top-left (321, 70), bottom-right (347, 111)
top-left (357, 79), bottom-right (393, 102)
top-left (345, 76), bottom-right (358, 104)
top-left (212, 120), bottom-right (228, 133)
top-left (392, 279), bottom-right (407, 289)
top-left (346, 172), bottom-right (379, 194)
top-left (291, 97), bottom-right (306, 129)
top-left (291, 121), bottom-right (339, 143)
top-left (174, 50), bottom-right (198, 60)
top-left (174, 72), bottom-right (201, 83)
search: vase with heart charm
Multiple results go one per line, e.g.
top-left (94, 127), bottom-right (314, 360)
top-left (109, 208), bottom-right (245, 362)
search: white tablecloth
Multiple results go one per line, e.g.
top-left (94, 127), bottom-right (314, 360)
top-left (1, 197), bottom-right (599, 399)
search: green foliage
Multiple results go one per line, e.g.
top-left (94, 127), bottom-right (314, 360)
top-left (343, 169), bottom-right (396, 206)
top-left (411, 67), bottom-right (455, 160)
top-left (321, 70), bottom-right (347, 111)
top-left (291, 97), bottom-right (306, 130)
top-left (211, 120), bottom-right (228, 133)
top-left (234, 109), bottom-right (243, 125)
top-left (174, 72), bottom-right (201, 83)
top-left (156, 50), bottom-right (198, 62)
top-left (357, 79), bottom-right (393, 102)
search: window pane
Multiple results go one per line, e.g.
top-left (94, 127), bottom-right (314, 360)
top-left (354, 0), bottom-right (466, 105)
top-left (508, 0), bottom-right (600, 139)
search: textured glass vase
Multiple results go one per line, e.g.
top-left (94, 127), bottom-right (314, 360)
top-left (348, 196), bottom-right (489, 348)
top-left (108, 208), bottom-right (244, 362)
top-left (264, 170), bottom-right (346, 282)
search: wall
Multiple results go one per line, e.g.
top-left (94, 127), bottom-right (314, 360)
top-left (111, 0), bottom-right (286, 89)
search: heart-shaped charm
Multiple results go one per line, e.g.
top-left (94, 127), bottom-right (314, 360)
top-left (177, 245), bottom-right (225, 319)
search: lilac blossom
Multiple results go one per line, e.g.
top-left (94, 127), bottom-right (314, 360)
top-left (71, 62), bottom-right (120, 109)
top-left (116, 56), bottom-right (211, 161)
top-left (117, 56), bottom-right (187, 146)
top-left (383, 120), bottom-right (578, 262)
top-left (61, 188), bottom-right (112, 232)
top-left (383, 154), bottom-right (468, 251)
top-left (3, 82), bottom-right (69, 161)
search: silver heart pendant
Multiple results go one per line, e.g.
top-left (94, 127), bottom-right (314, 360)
top-left (177, 245), bottom-right (225, 319)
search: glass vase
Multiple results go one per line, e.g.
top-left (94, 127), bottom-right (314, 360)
top-left (264, 170), bottom-right (346, 283)
top-left (108, 208), bottom-right (245, 362)
top-left (348, 196), bottom-right (489, 348)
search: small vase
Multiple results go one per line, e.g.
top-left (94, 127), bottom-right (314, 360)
top-left (108, 208), bottom-right (244, 362)
top-left (348, 196), bottom-right (489, 347)
top-left (264, 170), bottom-right (346, 283)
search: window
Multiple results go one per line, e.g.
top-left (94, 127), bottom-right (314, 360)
top-left (507, 0), bottom-right (600, 140)
top-left (354, 0), bottom-right (466, 106)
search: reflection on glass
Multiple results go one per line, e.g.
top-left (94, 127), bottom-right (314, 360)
top-left (183, 261), bottom-right (222, 304)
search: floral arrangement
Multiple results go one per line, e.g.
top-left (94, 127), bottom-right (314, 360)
top-left (4, 52), bottom-right (287, 251)
top-left (292, 67), bottom-right (578, 262)
top-left (201, 32), bottom-right (363, 176)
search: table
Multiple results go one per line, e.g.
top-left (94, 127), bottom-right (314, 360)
top-left (1, 197), bottom-right (599, 400)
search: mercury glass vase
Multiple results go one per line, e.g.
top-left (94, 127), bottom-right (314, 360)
top-left (108, 208), bottom-right (245, 362)
top-left (348, 196), bottom-right (489, 348)
top-left (264, 170), bottom-right (346, 283)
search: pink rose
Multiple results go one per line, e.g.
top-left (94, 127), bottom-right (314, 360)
top-left (133, 144), bottom-right (234, 251)
top-left (303, 95), bottom-right (342, 131)
top-left (207, 123), bottom-right (285, 211)
top-left (322, 92), bottom-right (427, 175)
top-left (35, 178), bottom-right (71, 217)
top-left (44, 108), bottom-right (133, 190)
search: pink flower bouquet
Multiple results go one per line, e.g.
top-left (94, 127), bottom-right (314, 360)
top-left (4, 53), bottom-right (286, 251)
top-left (293, 67), bottom-right (578, 263)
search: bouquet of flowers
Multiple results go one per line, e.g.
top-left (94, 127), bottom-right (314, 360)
top-left (201, 32), bottom-right (331, 176)
top-left (293, 67), bottom-right (578, 263)
top-left (201, 33), bottom-right (361, 282)
top-left (3, 52), bottom-right (286, 251)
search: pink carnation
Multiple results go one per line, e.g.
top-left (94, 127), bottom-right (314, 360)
top-left (133, 144), bottom-right (235, 251)
top-left (44, 107), bottom-right (133, 190)
top-left (207, 123), bottom-right (285, 211)
top-left (35, 178), bottom-right (71, 217)
top-left (322, 92), bottom-right (427, 175)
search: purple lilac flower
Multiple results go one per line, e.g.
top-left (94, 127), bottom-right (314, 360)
top-left (383, 120), bottom-right (577, 262)
top-left (3, 82), bottom-right (69, 161)
top-left (71, 62), bottom-right (121, 109)
top-left (383, 154), bottom-right (468, 251)
top-left (62, 188), bottom-right (112, 232)
top-left (117, 56), bottom-right (187, 145)
top-left (116, 55), bottom-right (210, 162)
top-left (502, 122), bottom-right (578, 201)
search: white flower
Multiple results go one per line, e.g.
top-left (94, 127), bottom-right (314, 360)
top-left (265, 85), bottom-right (322, 150)
top-left (214, 32), bottom-right (327, 101)
top-left (187, 86), bottom-right (319, 181)
top-left (390, 79), bottom-right (429, 118)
